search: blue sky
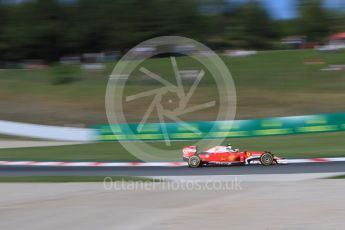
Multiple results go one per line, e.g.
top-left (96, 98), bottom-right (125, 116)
top-left (233, 0), bottom-right (345, 20)
top-left (262, 0), bottom-right (297, 19)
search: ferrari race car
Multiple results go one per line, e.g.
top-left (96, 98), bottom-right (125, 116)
top-left (183, 145), bottom-right (287, 168)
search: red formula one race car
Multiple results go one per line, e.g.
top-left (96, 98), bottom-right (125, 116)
top-left (183, 144), bottom-right (287, 168)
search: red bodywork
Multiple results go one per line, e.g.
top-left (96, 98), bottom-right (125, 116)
top-left (182, 145), bottom-right (282, 165)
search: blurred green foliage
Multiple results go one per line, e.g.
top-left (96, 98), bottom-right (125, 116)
top-left (0, 0), bottom-right (343, 62)
top-left (50, 64), bottom-right (81, 85)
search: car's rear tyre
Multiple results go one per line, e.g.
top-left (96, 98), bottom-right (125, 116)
top-left (188, 155), bottom-right (202, 168)
top-left (260, 152), bottom-right (274, 166)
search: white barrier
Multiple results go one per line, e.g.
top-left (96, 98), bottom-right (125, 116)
top-left (0, 120), bottom-right (96, 141)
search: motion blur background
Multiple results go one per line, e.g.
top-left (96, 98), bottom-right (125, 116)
top-left (0, 0), bottom-right (345, 126)
top-left (0, 0), bottom-right (344, 163)
top-left (1, 2), bottom-right (345, 228)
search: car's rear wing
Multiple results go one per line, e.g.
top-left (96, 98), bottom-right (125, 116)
top-left (182, 146), bottom-right (197, 159)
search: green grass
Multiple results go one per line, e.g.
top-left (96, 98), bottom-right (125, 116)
top-left (0, 176), bottom-right (160, 183)
top-left (1, 50), bottom-right (345, 161)
top-left (0, 134), bottom-right (45, 140)
top-left (0, 131), bottom-right (344, 161)
top-left (1, 49), bottom-right (345, 124)
top-left (327, 175), bottom-right (345, 179)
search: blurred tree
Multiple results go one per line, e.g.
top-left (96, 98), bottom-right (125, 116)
top-left (0, 4), bottom-right (5, 62)
top-left (105, 0), bottom-right (202, 52)
top-left (223, 0), bottom-right (276, 49)
top-left (327, 10), bottom-right (345, 34)
top-left (1, 0), bottom-right (63, 61)
top-left (0, 0), bottom-right (344, 62)
top-left (276, 19), bottom-right (301, 37)
top-left (297, 0), bottom-right (332, 41)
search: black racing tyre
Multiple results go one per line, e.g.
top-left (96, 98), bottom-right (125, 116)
top-left (188, 155), bottom-right (202, 168)
top-left (260, 152), bottom-right (274, 166)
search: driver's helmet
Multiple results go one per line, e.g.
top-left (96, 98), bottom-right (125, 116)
top-left (227, 143), bottom-right (232, 148)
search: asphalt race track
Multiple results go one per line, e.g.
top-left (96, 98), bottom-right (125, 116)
top-left (0, 162), bottom-right (345, 176)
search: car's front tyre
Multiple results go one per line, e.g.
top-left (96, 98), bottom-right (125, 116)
top-left (260, 152), bottom-right (274, 166)
top-left (188, 155), bottom-right (202, 168)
